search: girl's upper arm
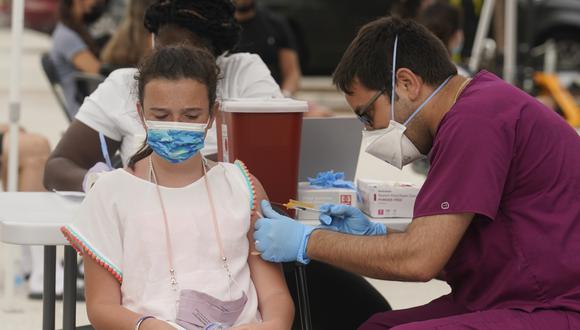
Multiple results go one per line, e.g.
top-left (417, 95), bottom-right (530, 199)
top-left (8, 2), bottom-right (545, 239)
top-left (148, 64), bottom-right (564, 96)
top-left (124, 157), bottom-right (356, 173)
top-left (246, 174), bottom-right (288, 290)
top-left (248, 174), bottom-right (267, 255)
top-left (84, 254), bottom-right (122, 307)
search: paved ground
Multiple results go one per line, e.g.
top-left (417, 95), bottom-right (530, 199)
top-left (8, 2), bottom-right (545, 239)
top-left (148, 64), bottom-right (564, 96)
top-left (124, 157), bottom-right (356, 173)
top-left (0, 28), bottom-right (450, 329)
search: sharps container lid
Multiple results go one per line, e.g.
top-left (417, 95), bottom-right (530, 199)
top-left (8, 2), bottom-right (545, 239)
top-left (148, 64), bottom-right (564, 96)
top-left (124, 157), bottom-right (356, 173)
top-left (220, 98), bottom-right (308, 113)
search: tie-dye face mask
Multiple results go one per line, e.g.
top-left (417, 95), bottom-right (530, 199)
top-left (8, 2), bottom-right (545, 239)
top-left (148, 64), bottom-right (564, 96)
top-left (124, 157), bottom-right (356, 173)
top-left (146, 120), bottom-right (208, 163)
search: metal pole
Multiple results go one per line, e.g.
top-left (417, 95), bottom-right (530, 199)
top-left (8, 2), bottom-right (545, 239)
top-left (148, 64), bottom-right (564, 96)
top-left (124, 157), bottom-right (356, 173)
top-left (63, 246), bottom-right (78, 330)
top-left (43, 246), bottom-right (57, 330)
top-left (295, 265), bottom-right (312, 330)
top-left (3, 0), bottom-right (24, 309)
top-left (504, 0), bottom-right (518, 84)
top-left (469, 0), bottom-right (496, 73)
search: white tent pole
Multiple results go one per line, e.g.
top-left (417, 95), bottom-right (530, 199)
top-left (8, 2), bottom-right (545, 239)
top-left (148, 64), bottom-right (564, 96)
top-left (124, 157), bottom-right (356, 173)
top-left (3, 0), bottom-right (24, 310)
top-left (504, 0), bottom-right (518, 84)
top-left (469, 0), bottom-right (495, 73)
top-left (8, 0), bottom-right (23, 191)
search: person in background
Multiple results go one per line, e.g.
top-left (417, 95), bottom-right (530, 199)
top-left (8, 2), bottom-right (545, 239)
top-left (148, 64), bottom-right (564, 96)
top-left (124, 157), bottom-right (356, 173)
top-left (233, 0), bottom-right (301, 97)
top-left (44, 0), bottom-right (282, 192)
top-left (233, 0), bottom-right (334, 117)
top-left (100, 0), bottom-right (156, 68)
top-left (0, 125), bottom-right (63, 299)
top-left (50, 0), bottom-right (107, 117)
top-left (390, 0), bottom-right (435, 19)
top-left (418, 1), bottom-right (470, 77)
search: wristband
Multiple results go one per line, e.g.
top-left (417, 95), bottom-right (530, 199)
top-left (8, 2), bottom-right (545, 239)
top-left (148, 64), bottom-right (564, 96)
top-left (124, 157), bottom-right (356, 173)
top-left (135, 315), bottom-right (155, 330)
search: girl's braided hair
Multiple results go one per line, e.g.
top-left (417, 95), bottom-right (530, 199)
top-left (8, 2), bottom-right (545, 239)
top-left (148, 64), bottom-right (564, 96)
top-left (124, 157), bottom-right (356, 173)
top-left (144, 0), bottom-right (241, 56)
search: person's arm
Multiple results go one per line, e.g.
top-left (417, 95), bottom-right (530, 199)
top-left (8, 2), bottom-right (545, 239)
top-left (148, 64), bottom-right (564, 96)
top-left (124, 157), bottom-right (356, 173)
top-left (72, 50), bottom-right (101, 74)
top-left (308, 213), bottom-right (473, 281)
top-left (278, 49), bottom-right (301, 96)
top-left (234, 176), bottom-right (294, 330)
top-left (84, 256), bottom-right (175, 330)
top-left (44, 120), bottom-right (120, 191)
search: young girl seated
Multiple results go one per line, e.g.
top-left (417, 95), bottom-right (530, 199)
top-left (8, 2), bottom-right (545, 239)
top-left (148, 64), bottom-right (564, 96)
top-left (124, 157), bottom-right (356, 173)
top-left (61, 45), bottom-right (294, 330)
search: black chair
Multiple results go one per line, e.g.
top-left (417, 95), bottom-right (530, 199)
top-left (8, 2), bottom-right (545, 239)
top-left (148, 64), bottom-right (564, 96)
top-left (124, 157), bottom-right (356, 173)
top-left (73, 72), bottom-right (105, 103)
top-left (41, 52), bottom-right (73, 122)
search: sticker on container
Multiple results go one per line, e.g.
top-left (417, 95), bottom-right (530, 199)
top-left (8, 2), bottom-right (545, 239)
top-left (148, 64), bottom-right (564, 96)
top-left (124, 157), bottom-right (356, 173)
top-left (221, 123), bottom-right (229, 163)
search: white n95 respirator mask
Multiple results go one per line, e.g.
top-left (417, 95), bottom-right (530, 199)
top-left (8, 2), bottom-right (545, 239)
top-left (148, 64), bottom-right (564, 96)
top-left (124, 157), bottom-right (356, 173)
top-left (364, 35), bottom-right (452, 169)
top-left (363, 120), bottom-right (423, 170)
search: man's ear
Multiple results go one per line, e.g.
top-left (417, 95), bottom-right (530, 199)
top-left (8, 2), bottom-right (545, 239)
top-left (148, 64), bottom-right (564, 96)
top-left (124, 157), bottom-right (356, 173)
top-left (136, 102), bottom-right (147, 129)
top-left (395, 68), bottom-right (423, 102)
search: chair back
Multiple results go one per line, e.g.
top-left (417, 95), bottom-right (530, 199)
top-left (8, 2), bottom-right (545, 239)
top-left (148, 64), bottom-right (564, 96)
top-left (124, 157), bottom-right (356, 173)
top-left (40, 52), bottom-right (73, 121)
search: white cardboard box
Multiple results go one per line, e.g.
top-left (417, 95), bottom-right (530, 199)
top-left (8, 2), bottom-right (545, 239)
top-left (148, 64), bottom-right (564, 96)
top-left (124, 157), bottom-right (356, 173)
top-left (297, 182), bottom-right (357, 220)
top-left (357, 179), bottom-right (421, 218)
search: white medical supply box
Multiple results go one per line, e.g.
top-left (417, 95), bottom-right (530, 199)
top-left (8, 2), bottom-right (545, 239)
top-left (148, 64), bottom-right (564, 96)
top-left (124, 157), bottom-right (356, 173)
top-left (297, 182), bottom-right (357, 220)
top-left (357, 179), bottom-right (421, 218)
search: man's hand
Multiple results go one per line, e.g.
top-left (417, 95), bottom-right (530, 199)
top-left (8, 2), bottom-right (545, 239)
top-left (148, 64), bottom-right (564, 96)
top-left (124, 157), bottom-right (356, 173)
top-left (253, 200), bottom-right (315, 264)
top-left (319, 204), bottom-right (386, 236)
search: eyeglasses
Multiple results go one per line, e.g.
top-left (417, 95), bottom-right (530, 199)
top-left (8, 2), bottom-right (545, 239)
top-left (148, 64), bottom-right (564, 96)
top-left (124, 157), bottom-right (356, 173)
top-left (354, 89), bottom-right (385, 126)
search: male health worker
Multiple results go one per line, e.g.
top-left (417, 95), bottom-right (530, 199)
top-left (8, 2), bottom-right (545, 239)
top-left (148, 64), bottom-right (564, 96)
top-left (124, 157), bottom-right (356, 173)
top-left (253, 17), bottom-right (580, 329)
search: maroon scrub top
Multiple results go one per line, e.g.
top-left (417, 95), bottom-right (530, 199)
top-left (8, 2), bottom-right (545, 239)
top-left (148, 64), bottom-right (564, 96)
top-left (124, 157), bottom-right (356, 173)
top-left (414, 71), bottom-right (580, 313)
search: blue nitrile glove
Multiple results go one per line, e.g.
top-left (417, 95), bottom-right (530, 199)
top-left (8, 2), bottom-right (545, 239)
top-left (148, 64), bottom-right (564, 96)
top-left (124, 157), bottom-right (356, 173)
top-left (319, 204), bottom-right (387, 236)
top-left (253, 200), bottom-right (316, 264)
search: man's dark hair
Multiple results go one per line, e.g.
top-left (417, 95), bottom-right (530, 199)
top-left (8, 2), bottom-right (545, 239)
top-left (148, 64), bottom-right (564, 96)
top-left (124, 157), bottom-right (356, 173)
top-left (418, 2), bottom-right (462, 51)
top-left (333, 16), bottom-right (457, 95)
top-left (129, 45), bottom-right (219, 168)
top-left (144, 0), bottom-right (241, 56)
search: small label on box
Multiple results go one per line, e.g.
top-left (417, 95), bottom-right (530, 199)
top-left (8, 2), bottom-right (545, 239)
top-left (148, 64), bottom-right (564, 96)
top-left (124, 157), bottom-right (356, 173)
top-left (340, 194), bottom-right (352, 205)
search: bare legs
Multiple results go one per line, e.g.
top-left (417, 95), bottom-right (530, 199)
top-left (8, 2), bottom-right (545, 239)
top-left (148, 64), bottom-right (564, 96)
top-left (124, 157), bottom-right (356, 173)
top-left (1, 131), bottom-right (51, 192)
top-left (0, 129), bottom-right (64, 298)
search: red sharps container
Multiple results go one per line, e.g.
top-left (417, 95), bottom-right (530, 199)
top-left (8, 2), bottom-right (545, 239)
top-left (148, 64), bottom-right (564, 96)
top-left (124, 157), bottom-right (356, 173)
top-left (217, 98), bottom-right (308, 206)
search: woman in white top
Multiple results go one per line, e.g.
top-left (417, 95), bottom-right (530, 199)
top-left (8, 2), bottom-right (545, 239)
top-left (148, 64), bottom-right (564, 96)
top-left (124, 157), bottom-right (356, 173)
top-left (62, 46), bottom-right (293, 330)
top-left (44, 0), bottom-right (282, 192)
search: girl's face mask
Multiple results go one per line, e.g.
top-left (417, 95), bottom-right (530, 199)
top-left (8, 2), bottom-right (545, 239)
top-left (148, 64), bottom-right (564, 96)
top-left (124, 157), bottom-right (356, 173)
top-left (146, 120), bottom-right (208, 163)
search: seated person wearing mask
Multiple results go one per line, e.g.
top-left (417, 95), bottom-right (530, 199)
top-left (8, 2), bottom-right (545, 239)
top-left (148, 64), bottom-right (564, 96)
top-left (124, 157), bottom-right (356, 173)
top-left (51, 0), bottom-right (108, 117)
top-left (44, 0), bottom-right (282, 192)
top-left (417, 1), bottom-right (470, 77)
top-left (254, 17), bottom-right (580, 329)
top-left (63, 45), bottom-right (293, 330)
